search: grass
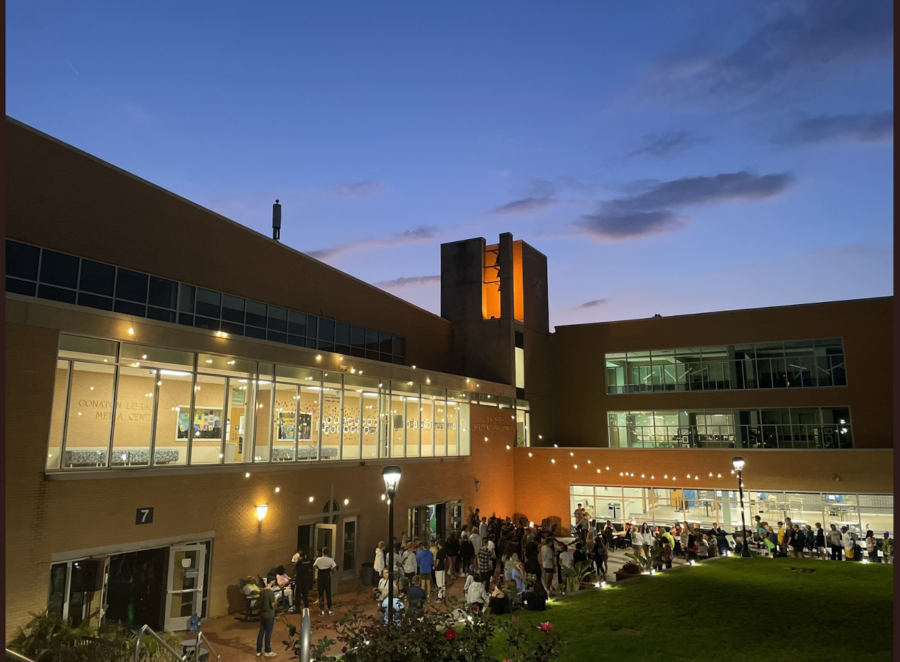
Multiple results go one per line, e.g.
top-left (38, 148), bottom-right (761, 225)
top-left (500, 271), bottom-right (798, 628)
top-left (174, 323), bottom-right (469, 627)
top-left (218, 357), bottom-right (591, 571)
top-left (493, 558), bottom-right (893, 662)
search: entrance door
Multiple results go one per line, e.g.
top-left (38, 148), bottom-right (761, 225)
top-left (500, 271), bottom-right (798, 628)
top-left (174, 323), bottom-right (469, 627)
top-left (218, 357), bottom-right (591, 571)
top-left (342, 517), bottom-right (358, 582)
top-left (96, 556), bottom-right (111, 625)
top-left (314, 524), bottom-right (338, 595)
top-left (165, 544), bottom-right (206, 632)
top-left (435, 504), bottom-right (447, 542)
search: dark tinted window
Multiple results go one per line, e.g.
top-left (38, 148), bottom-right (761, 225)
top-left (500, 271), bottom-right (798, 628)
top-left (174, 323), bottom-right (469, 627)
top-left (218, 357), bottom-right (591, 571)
top-left (318, 318), bottom-right (335, 342)
top-left (246, 300), bottom-right (266, 328)
top-left (6, 241), bottom-right (40, 280)
top-left (148, 277), bottom-right (178, 309)
top-left (221, 321), bottom-right (244, 336)
top-left (79, 260), bottom-right (116, 296)
top-left (392, 337), bottom-right (405, 357)
top-left (335, 322), bottom-right (350, 346)
top-left (392, 355), bottom-right (405, 365)
top-left (178, 313), bottom-right (194, 327)
top-left (288, 311), bottom-right (307, 336)
top-left (245, 326), bottom-right (267, 340)
top-left (78, 293), bottom-right (114, 311)
top-left (194, 316), bottom-right (220, 331)
top-left (365, 330), bottom-right (379, 351)
top-left (115, 269), bottom-right (148, 303)
top-left (267, 331), bottom-right (287, 344)
top-left (39, 250), bottom-right (79, 288)
top-left (306, 315), bottom-right (318, 338)
top-left (379, 332), bottom-right (393, 353)
top-left (6, 277), bottom-right (36, 296)
top-left (288, 335), bottom-right (307, 348)
top-left (179, 284), bottom-right (195, 313)
top-left (268, 306), bottom-right (287, 332)
top-left (38, 284), bottom-right (77, 304)
top-left (222, 295), bottom-right (245, 323)
top-left (350, 326), bottom-right (365, 347)
top-left (114, 300), bottom-right (146, 316)
top-left (350, 346), bottom-right (366, 358)
top-left (147, 307), bottom-right (176, 323)
top-left (195, 289), bottom-right (221, 318)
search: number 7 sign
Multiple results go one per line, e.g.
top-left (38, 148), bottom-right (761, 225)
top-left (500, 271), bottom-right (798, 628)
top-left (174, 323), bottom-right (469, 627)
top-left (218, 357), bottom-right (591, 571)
top-left (136, 507), bottom-right (154, 525)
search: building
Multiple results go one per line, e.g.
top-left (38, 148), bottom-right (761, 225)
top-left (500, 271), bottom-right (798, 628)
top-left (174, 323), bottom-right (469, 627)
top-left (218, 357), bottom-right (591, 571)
top-left (4, 116), bottom-right (893, 634)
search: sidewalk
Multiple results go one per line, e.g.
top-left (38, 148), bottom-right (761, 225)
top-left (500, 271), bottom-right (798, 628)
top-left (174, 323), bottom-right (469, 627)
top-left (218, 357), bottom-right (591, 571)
top-left (196, 548), bottom-right (690, 660)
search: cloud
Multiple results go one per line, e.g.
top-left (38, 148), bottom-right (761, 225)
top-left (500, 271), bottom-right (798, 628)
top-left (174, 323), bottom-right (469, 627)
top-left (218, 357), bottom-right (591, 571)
top-left (574, 298), bottom-right (609, 310)
top-left (780, 111), bottom-right (893, 145)
top-left (627, 130), bottom-right (705, 158)
top-left (374, 274), bottom-right (441, 289)
top-left (646, 0), bottom-right (893, 104)
top-left (574, 170), bottom-right (795, 240)
top-left (334, 181), bottom-right (382, 198)
top-left (491, 197), bottom-right (559, 215)
top-left (308, 225), bottom-right (438, 260)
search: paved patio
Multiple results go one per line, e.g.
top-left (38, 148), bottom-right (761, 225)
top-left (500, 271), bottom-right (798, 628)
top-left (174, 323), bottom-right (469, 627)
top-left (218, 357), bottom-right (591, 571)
top-left (194, 547), bottom-right (691, 660)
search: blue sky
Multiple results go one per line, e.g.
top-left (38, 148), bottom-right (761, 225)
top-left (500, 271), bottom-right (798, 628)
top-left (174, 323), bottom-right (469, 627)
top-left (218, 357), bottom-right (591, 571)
top-left (6, 1), bottom-right (893, 327)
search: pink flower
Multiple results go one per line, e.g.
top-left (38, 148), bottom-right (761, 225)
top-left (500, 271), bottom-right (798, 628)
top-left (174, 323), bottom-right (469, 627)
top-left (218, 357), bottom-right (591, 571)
top-left (445, 628), bottom-right (458, 641)
top-left (341, 646), bottom-right (348, 653)
top-left (537, 621), bottom-right (553, 632)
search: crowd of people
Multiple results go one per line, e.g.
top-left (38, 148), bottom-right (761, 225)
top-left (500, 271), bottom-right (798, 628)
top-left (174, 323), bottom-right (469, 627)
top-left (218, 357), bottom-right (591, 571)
top-left (750, 515), bottom-right (893, 562)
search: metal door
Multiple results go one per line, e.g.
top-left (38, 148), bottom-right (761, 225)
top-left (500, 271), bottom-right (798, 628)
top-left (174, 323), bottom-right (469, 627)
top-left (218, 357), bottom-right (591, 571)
top-left (164, 544), bottom-right (206, 631)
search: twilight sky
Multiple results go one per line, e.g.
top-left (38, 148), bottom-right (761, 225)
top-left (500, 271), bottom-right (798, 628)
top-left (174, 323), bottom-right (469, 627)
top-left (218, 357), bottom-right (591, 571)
top-left (6, 1), bottom-right (893, 328)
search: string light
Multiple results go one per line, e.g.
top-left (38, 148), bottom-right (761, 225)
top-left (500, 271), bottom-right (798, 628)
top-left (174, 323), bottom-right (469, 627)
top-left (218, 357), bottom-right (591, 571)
top-left (573, 464), bottom-right (578, 469)
top-left (528, 452), bottom-right (533, 457)
top-left (551, 459), bottom-right (556, 464)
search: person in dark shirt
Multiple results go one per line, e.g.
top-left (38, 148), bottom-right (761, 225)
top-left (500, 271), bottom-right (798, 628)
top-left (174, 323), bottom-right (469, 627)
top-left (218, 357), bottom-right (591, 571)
top-left (406, 575), bottom-right (426, 613)
top-left (573, 542), bottom-right (587, 565)
top-left (434, 540), bottom-right (448, 601)
top-left (256, 577), bottom-right (277, 657)
top-left (294, 551), bottom-right (313, 610)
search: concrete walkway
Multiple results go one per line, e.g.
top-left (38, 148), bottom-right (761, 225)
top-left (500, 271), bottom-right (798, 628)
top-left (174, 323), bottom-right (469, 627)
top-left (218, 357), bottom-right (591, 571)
top-left (195, 547), bottom-right (692, 660)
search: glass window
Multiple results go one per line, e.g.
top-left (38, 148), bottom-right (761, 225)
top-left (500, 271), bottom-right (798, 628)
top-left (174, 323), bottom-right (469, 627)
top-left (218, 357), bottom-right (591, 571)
top-left (110, 366), bottom-right (156, 467)
top-left (268, 306), bottom-right (287, 332)
top-left (335, 322), bottom-right (350, 347)
top-left (179, 284), bottom-right (195, 313)
top-left (390, 392), bottom-right (406, 458)
top-left (154, 368), bottom-right (193, 466)
top-left (297, 384), bottom-right (321, 461)
top-left (148, 277), bottom-right (178, 309)
top-left (288, 311), bottom-right (307, 336)
top-left (78, 292), bottom-right (113, 311)
top-left (115, 269), bottom-right (148, 303)
top-left (62, 362), bottom-right (116, 468)
top-left (349, 326), bottom-right (365, 348)
top-left (245, 300), bottom-right (266, 328)
top-left (6, 277), bottom-right (36, 296)
top-left (379, 332), bottom-right (393, 354)
top-left (245, 326), bottom-right (266, 340)
top-left (220, 295), bottom-right (245, 323)
top-left (40, 250), bottom-right (79, 288)
top-left (47, 360), bottom-right (70, 470)
top-left (305, 315), bottom-right (318, 339)
top-left (458, 403), bottom-right (471, 456)
top-left (190, 374), bottom-right (227, 465)
top-left (195, 289), bottom-right (221, 319)
top-left (79, 260), bottom-right (115, 296)
top-left (320, 376), bottom-right (342, 461)
top-left (39, 284), bottom-right (77, 304)
top-left (194, 316), bottom-right (220, 331)
top-left (393, 337), bottom-right (405, 358)
top-left (252, 378), bottom-right (273, 463)
top-left (6, 240), bottom-right (40, 280)
top-left (272, 383), bottom-right (299, 462)
top-left (420, 396), bottom-right (434, 458)
top-left (59, 334), bottom-right (118, 362)
top-left (341, 387), bottom-right (361, 460)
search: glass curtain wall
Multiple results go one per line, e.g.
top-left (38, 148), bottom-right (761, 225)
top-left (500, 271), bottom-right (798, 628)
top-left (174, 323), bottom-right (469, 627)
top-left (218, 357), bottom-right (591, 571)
top-left (570, 485), bottom-right (891, 536)
top-left (606, 339), bottom-right (847, 394)
top-left (48, 334), bottom-right (504, 470)
top-left (608, 407), bottom-right (853, 449)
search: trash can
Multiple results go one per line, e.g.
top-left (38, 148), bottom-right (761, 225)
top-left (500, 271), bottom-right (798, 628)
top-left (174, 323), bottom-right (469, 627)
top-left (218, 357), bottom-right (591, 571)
top-left (361, 562), bottom-right (375, 586)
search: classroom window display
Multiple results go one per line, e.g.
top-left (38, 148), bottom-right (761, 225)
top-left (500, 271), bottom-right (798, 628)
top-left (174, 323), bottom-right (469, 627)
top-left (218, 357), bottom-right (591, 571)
top-left (607, 407), bottom-right (853, 450)
top-left (570, 485), bottom-right (892, 537)
top-left (5, 239), bottom-right (406, 365)
top-left (44, 334), bottom-right (500, 471)
top-left (605, 339), bottom-right (847, 394)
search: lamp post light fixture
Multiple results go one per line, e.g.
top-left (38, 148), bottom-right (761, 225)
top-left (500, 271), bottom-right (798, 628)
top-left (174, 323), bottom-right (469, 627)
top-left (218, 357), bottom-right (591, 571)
top-left (732, 457), bottom-right (750, 557)
top-left (382, 466), bottom-right (402, 627)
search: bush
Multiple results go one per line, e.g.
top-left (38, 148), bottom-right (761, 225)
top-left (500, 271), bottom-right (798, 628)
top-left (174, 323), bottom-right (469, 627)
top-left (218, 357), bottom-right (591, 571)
top-left (619, 560), bottom-right (643, 576)
top-left (284, 597), bottom-right (562, 661)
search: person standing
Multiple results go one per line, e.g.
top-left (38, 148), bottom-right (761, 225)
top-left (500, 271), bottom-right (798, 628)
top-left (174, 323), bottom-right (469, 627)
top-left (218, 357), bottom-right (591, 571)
top-left (470, 528), bottom-right (483, 558)
top-left (501, 542), bottom-right (519, 582)
top-left (444, 532), bottom-right (460, 580)
top-left (540, 538), bottom-right (555, 595)
top-left (294, 550), bottom-right (313, 611)
top-left (776, 521), bottom-right (786, 554)
top-left (828, 524), bottom-right (843, 561)
top-left (459, 533), bottom-right (475, 580)
top-left (814, 523), bottom-right (827, 560)
top-left (400, 543), bottom-right (418, 591)
top-left (803, 525), bottom-right (816, 559)
top-left (594, 533), bottom-right (609, 577)
top-left (314, 548), bottom-right (338, 615)
top-left (416, 542), bottom-right (435, 596)
top-left (434, 539), bottom-right (447, 601)
top-left (477, 539), bottom-right (494, 588)
top-left (882, 532), bottom-right (893, 564)
top-left (255, 577), bottom-right (277, 658)
top-left (374, 541), bottom-right (386, 575)
top-left (841, 527), bottom-right (855, 561)
top-left (865, 530), bottom-right (881, 563)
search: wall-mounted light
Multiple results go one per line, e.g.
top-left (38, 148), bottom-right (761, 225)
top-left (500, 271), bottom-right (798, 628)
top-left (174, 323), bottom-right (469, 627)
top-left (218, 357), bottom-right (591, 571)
top-left (245, 472), bottom-right (251, 478)
top-left (256, 504), bottom-right (268, 521)
top-left (128, 327), bottom-right (134, 335)
top-left (343, 498), bottom-right (349, 506)
top-left (308, 496), bottom-right (315, 503)
top-left (275, 487), bottom-right (280, 493)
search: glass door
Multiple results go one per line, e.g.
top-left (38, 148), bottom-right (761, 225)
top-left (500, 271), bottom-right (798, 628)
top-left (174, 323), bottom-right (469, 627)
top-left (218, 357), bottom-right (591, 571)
top-left (165, 544), bottom-right (206, 632)
top-left (342, 517), bottom-right (358, 581)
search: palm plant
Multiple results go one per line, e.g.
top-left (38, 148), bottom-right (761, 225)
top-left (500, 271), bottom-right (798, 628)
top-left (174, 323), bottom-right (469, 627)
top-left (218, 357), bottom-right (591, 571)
top-left (624, 547), bottom-right (664, 573)
top-left (560, 560), bottom-right (594, 593)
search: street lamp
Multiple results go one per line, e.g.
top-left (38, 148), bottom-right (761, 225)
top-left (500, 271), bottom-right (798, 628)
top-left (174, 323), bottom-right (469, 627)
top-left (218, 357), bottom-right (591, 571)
top-left (382, 466), bottom-right (402, 626)
top-left (732, 457), bottom-right (750, 557)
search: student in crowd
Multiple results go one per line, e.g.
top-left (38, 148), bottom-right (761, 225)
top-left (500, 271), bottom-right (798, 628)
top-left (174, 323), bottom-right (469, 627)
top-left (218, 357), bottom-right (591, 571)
top-left (639, 523), bottom-right (653, 558)
top-left (464, 566), bottom-right (487, 614)
top-left (242, 576), bottom-right (261, 610)
top-left (697, 534), bottom-right (710, 562)
top-left (489, 579), bottom-right (511, 614)
top-left (680, 525), bottom-right (691, 560)
top-left (501, 542), bottom-right (519, 582)
top-left (540, 538), bottom-right (556, 595)
top-left (434, 539), bottom-right (447, 601)
top-left (783, 523), bottom-right (796, 558)
top-left (416, 541), bottom-right (434, 596)
top-left (841, 527), bottom-right (856, 561)
top-left (375, 568), bottom-right (392, 602)
top-left (814, 523), bottom-right (827, 560)
top-left (828, 524), bottom-right (843, 561)
top-left (469, 527), bottom-right (483, 557)
top-left (686, 535), bottom-right (698, 562)
top-left (477, 537), bottom-right (494, 588)
top-left (661, 536), bottom-right (673, 570)
top-left (314, 548), bottom-right (338, 616)
top-left (486, 533), bottom-right (498, 577)
top-left (777, 522), bottom-right (786, 552)
top-left (573, 541), bottom-right (588, 566)
top-left (294, 550), bottom-right (313, 611)
top-left (803, 525), bottom-right (816, 559)
top-left (381, 583), bottom-right (404, 626)
top-left (594, 532), bottom-right (609, 577)
top-left (511, 561), bottom-right (527, 596)
top-left (400, 542), bottom-right (418, 591)
top-left (444, 532), bottom-right (460, 580)
top-left (406, 575), bottom-right (427, 613)
top-left (865, 531), bottom-right (881, 563)
top-left (715, 526), bottom-right (729, 555)
top-left (459, 533), bottom-right (475, 579)
top-left (882, 532), bottom-right (893, 564)
top-left (274, 566), bottom-right (294, 612)
top-left (374, 541), bottom-right (386, 575)
top-left (255, 577), bottom-right (278, 658)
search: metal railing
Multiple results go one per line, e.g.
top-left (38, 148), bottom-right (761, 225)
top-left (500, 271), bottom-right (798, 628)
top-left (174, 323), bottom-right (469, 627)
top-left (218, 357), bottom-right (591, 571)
top-left (133, 625), bottom-right (187, 662)
top-left (5, 650), bottom-right (36, 662)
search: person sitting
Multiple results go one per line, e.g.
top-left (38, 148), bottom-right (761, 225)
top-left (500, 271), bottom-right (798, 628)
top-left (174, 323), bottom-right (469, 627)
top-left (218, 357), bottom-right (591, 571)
top-left (242, 575), bottom-right (261, 610)
top-left (274, 565), bottom-right (295, 611)
top-left (488, 579), bottom-right (511, 615)
top-left (375, 568), bottom-right (392, 602)
top-left (407, 575), bottom-right (427, 613)
top-left (464, 567), bottom-right (487, 614)
top-left (380, 583), bottom-right (404, 625)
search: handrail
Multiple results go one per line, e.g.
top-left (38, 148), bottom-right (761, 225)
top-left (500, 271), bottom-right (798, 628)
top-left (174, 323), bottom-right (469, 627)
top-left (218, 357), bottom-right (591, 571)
top-left (6, 649), bottom-right (37, 662)
top-left (299, 607), bottom-right (311, 662)
top-left (190, 631), bottom-right (221, 662)
top-left (133, 624), bottom-right (187, 662)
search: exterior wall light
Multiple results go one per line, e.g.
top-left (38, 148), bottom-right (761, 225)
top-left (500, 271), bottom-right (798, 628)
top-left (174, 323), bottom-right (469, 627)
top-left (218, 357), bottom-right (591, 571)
top-left (256, 504), bottom-right (268, 521)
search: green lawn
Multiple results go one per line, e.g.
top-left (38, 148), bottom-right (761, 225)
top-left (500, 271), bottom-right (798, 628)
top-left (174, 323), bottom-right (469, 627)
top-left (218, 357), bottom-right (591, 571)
top-left (496, 558), bottom-right (893, 662)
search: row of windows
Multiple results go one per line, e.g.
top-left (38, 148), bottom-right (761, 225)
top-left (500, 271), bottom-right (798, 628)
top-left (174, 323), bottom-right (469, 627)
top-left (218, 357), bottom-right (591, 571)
top-left (605, 339), bottom-right (847, 394)
top-left (607, 407), bottom-right (853, 450)
top-left (6, 240), bottom-right (406, 364)
top-left (569, 485), bottom-right (891, 536)
top-left (46, 335), bottom-right (530, 471)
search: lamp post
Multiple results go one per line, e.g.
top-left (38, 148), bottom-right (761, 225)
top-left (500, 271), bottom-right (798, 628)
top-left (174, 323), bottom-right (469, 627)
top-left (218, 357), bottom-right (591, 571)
top-left (382, 466), bottom-right (402, 626)
top-left (732, 457), bottom-right (750, 557)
